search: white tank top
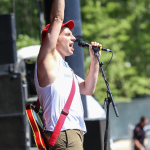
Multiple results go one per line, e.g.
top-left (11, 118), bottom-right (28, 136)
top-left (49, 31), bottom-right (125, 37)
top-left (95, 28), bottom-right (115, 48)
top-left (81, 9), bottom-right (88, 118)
top-left (34, 55), bottom-right (87, 134)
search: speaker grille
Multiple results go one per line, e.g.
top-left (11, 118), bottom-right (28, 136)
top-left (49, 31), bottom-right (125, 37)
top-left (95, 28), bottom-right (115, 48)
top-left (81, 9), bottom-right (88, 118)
top-left (0, 73), bottom-right (24, 115)
top-left (0, 14), bottom-right (17, 64)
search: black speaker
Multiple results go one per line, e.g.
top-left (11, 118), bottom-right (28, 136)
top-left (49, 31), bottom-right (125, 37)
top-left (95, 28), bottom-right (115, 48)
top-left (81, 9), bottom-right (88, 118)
top-left (84, 119), bottom-right (110, 150)
top-left (0, 73), bottom-right (27, 150)
top-left (24, 58), bottom-right (37, 97)
top-left (0, 115), bottom-right (27, 150)
top-left (0, 64), bottom-right (10, 75)
top-left (0, 13), bottom-right (17, 65)
top-left (0, 73), bottom-right (24, 114)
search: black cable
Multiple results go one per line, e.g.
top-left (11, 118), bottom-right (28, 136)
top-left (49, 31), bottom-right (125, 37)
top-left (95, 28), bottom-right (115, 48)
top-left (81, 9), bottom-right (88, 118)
top-left (103, 51), bottom-right (113, 71)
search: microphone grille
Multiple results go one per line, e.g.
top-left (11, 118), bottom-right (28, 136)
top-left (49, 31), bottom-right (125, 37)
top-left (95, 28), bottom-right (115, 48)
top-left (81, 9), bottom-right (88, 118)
top-left (78, 41), bottom-right (86, 47)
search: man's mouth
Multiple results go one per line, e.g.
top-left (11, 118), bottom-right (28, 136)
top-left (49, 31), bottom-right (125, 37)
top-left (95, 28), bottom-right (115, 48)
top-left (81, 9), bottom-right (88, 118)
top-left (69, 42), bottom-right (74, 48)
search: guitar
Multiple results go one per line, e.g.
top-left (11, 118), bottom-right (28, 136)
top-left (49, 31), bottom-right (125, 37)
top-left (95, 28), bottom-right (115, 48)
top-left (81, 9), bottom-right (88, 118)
top-left (26, 105), bottom-right (46, 150)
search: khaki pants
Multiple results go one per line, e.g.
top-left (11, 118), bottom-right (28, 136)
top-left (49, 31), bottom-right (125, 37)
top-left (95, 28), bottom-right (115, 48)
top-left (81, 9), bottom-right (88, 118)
top-left (43, 129), bottom-right (84, 150)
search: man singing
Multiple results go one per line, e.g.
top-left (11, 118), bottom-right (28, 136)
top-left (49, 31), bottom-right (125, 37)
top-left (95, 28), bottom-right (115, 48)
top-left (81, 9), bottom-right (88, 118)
top-left (34, 0), bottom-right (102, 149)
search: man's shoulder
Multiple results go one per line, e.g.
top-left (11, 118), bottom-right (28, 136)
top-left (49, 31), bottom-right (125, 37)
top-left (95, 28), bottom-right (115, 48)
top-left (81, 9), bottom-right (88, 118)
top-left (134, 124), bottom-right (141, 132)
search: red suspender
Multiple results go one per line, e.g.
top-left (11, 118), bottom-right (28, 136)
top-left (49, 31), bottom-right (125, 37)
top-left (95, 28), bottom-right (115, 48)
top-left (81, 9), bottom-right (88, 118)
top-left (35, 74), bottom-right (76, 147)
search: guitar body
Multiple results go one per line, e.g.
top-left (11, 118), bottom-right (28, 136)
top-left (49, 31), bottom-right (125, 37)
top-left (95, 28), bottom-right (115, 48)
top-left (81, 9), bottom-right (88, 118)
top-left (26, 105), bottom-right (46, 150)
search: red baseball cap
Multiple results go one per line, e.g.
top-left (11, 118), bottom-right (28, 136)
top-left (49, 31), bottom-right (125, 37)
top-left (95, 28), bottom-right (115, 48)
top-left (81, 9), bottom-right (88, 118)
top-left (41, 20), bottom-right (75, 42)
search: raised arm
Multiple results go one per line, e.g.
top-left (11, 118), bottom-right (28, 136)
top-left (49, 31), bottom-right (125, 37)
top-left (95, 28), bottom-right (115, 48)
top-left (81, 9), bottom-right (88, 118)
top-left (37, 0), bottom-right (65, 87)
top-left (77, 42), bottom-right (102, 95)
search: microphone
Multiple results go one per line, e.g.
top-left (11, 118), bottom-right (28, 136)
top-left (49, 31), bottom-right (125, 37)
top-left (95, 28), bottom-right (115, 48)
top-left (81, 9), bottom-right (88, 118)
top-left (78, 41), bottom-right (112, 52)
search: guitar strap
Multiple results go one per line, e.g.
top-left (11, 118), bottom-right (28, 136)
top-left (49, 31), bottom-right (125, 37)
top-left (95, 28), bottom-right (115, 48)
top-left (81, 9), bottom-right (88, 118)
top-left (35, 74), bottom-right (76, 147)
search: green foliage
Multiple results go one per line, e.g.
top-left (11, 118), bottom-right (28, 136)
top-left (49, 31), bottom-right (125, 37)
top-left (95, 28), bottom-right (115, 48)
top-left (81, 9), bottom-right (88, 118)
top-left (0, 0), bottom-right (41, 50)
top-left (17, 34), bottom-right (40, 50)
top-left (0, 0), bottom-right (44, 39)
top-left (0, 0), bottom-right (13, 13)
top-left (1, 0), bottom-right (150, 103)
top-left (81, 0), bottom-right (150, 103)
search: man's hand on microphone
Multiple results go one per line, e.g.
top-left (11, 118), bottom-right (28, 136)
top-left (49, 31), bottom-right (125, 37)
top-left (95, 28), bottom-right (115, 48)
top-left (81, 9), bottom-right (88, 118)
top-left (89, 42), bottom-right (102, 59)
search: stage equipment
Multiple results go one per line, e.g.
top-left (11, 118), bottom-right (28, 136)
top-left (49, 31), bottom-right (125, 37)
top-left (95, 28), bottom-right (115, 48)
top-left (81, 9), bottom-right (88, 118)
top-left (0, 13), bottom-right (17, 65)
top-left (0, 73), bottom-right (27, 150)
top-left (78, 41), bottom-right (112, 52)
top-left (84, 119), bottom-right (110, 150)
top-left (83, 45), bottom-right (119, 150)
top-left (0, 64), bottom-right (10, 75)
top-left (94, 48), bottom-right (119, 150)
top-left (43, 0), bottom-right (54, 25)
top-left (24, 58), bottom-right (37, 98)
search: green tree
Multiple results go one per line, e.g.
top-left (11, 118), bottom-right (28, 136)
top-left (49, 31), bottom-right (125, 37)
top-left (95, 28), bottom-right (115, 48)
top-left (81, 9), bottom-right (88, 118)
top-left (17, 34), bottom-right (40, 50)
top-left (81, 0), bottom-right (150, 103)
top-left (0, 0), bottom-right (43, 49)
top-left (1, 0), bottom-right (150, 103)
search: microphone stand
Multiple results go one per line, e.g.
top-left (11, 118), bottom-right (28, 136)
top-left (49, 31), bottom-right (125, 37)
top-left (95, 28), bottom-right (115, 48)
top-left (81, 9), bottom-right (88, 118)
top-left (94, 51), bottom-right (119, 150)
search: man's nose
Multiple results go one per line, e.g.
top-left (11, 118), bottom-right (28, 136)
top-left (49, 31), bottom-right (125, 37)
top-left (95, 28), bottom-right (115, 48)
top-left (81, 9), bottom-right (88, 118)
top-left (72, 35), bottom-right (76, 41)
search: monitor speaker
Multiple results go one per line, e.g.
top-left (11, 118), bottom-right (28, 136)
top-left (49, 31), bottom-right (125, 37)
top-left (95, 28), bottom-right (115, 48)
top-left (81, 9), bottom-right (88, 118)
top-left (0, 13), bottom-right (17, 65)
top-left (84, 119), bottom-right (110, 150)
top-left (0, 73), bottom-right (27, 150)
